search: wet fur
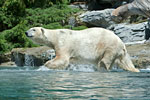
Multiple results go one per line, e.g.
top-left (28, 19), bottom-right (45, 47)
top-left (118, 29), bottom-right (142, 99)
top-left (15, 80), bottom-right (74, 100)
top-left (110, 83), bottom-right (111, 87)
top-left (26, 27), bottom-right (139, 72)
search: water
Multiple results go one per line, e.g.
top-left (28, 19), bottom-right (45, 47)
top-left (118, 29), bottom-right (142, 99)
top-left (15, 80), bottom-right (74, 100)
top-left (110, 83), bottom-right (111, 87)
top-left (24, 54), bottom-right (34, 66)
top-left (0, 66), bottom-right (150, 100)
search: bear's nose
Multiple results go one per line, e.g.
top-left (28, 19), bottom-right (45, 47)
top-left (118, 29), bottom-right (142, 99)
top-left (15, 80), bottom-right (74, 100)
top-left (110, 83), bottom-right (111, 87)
top-left (25, 32), bottom-right (28, 36)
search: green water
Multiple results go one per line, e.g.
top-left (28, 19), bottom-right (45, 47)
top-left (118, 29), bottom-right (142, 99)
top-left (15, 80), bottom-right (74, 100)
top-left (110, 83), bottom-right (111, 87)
top-left (0, 67), bottom-right (150, 100)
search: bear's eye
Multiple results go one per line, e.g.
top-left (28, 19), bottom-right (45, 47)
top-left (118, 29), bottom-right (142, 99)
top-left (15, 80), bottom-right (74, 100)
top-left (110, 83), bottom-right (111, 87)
top-left (32, 29), bottom-right (36, 31)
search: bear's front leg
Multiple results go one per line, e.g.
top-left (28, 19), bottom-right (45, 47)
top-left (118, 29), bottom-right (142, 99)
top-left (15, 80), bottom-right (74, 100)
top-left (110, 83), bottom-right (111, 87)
top-left (44, 56), bottom-right (70, 70)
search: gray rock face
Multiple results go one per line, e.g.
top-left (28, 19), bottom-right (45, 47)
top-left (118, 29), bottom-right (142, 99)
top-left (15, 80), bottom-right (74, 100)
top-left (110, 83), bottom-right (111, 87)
top-left (78, 8), bottom-right (147, 43)
top-left (0, 53), bottom-right (11, 64)
top-left (69, 4), bottom-right (88, 10)
top-left (113, 22), bottom-right (146, 43)
top-left (0, 52), bottom-right (16, 67)
top-left (126, 43), bottom-right (150, 69)
top-left (11, 46), bottom-right (55, 67)
top-left (79, 9), bottom-right (115, 28)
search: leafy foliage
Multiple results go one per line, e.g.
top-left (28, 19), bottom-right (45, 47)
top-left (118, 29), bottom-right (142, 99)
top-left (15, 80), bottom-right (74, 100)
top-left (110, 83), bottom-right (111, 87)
top-left (0, 0), bottom-right (87, 54)
top-left (5, 21), bottom-right (36, 47)
top-left (0, 35), bottom-right (10, 54)
top-left (0, 21), bottom-right (37, 54)
top-left (72, 26), bottom-right (87, 30)
top-left (2, 0), bottom-right (26, 16)
top-left (24, 0), bottom-right (70, 8)
top-left (0, 0), bottom-right (26, 31)
top-left (0, 0), bottom-right (5, 7)
top-left (25, 5), bottom-right (79, 28)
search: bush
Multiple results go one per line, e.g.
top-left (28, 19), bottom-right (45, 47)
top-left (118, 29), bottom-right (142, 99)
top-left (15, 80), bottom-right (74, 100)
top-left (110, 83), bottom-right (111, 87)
top-left (2, 0), bottom-right (26, 16)
top-left (25, 5), bottom-right (79, 28)
top-left (0, 9), bottom-right (24, 31)
top-left (72, 26), bottom-right (87, 30)
top-left (0, 0), bottom-right (5, 7)
top-left (0, 0), bottom-right (26, 31)
top-left (24, 0), bottom-right (70, 8)
top-left (43, 22), bottom-right (63, 29)
top-left (1, 21), bottom-right (37, 52)
top-left (0, 35), bottom-right (10, 54)
top-left (0, 3), bottom-right (84, 54)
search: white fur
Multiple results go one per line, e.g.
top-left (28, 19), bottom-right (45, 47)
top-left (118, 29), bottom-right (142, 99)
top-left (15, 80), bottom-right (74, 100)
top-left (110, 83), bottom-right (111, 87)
top-left (26, 27), bottom-right (139, 72)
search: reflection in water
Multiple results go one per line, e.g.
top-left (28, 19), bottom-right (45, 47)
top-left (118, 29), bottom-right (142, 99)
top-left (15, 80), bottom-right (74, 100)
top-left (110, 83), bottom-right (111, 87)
top-left (0, 67), bottom-right (150, 100)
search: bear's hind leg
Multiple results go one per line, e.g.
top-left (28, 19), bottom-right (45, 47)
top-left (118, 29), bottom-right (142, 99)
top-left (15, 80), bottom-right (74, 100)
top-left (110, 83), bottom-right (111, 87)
top-left (118, 53), bottom-right (139, 72)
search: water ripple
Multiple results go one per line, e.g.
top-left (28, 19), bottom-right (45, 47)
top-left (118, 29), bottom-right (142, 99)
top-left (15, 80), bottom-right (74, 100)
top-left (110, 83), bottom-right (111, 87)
top-left (0, 66), bottom-right (150, 99)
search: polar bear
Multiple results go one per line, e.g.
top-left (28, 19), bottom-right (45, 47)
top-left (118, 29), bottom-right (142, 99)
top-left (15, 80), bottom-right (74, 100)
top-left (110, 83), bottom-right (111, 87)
top-left (25, 27), bottom-right (139, 72)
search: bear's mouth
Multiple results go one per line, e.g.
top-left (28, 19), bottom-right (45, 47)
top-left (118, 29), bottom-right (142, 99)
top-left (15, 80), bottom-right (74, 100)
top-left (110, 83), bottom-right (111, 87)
top-left (25, 32), bottom-right (33, 37)
top-left (27, 35), bottom-right (33, 37)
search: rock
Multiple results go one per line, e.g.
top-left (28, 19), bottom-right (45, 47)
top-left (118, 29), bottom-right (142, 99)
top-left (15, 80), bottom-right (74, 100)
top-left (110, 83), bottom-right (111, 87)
top-left (126, 43), bottom-right (150, 69)
top-left (0, 52), bottom-right (11, 64)
top-left (78, 9), bottom-right (146, 43)
top-left (69, 4), bottom-right (88, 10)
top-left (11, 46), bottom-right (55, 67)
top-left (0, 52), bottom-right (16, 67)
top-left (79, 9), bottom-right (115, 28)
top-left (0, 61), bottom-right (16, 67)
top-left (68, 17), bottom-right (76, 28)
top-left (113, 22), bottom-right (146, 43)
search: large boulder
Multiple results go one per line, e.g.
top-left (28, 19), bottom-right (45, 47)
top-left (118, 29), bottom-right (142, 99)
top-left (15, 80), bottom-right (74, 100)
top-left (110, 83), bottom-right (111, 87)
top-left (126, 43), bottom-right (150, 69)
top-left (11, 46), bottom-right (55, 67)
top-left (79, 9), bottom-right (146, 43)
top-left (0, 53), bottom-right (11, 64)
top-left (113, 22), bottom-right (146, 43)
top-left (0, 52), bottom-right (16, 67)
top-left (79, 9), bottom-right (115, 28)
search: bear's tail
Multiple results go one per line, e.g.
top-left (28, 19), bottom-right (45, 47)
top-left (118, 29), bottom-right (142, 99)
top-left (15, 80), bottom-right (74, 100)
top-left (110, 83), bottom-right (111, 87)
top-left (118, 48), bottom-right (140, 72)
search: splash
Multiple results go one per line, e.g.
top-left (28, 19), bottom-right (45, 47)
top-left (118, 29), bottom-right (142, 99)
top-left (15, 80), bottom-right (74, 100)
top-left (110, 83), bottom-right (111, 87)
top-left (140, 68), bottom-right (150, 72)
top-left (36, 64), bottom-right (95, 72)
top-left (36, 66), bottom-right (50, 71)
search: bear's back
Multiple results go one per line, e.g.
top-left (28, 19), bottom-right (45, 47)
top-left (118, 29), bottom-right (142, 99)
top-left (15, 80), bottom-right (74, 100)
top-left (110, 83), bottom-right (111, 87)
top-left (71, 28), bottom-right (122, 44)
top-left (67, 28), bottom-right (124, 63)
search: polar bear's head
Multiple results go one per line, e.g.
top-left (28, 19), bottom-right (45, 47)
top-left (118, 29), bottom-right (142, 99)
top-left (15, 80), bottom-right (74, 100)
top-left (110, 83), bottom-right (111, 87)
top-left (25, 27), bottom-right (47, 45)
top-left (25, 27), bottom-right (45, 38)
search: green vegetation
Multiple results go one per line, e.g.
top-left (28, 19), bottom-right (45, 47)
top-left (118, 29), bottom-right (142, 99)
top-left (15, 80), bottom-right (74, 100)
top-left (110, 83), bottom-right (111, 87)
top-left (0, 0), bottom-right (87, 54)
top-left (0, 21), bottom-right (37, 54)
top-left (25, 5), bottom-right (79, 28)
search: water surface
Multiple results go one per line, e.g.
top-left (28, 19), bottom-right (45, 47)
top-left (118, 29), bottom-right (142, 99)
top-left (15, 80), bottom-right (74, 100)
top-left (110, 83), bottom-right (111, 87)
top-left (0, 66), bottom-right (150, 100)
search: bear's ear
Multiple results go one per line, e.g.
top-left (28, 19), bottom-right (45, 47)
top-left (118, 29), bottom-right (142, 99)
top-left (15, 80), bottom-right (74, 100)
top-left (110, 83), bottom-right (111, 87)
top-left (41, 28), bottom-right (45, 34)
